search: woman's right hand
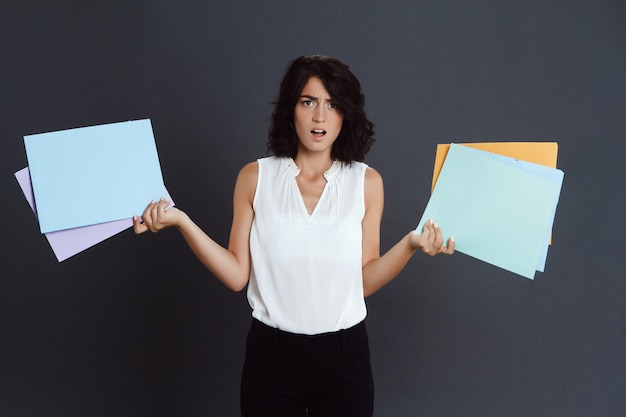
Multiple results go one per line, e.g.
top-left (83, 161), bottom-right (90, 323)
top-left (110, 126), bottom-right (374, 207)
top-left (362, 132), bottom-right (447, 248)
top-left (133, 198), bottom-right (181, 234)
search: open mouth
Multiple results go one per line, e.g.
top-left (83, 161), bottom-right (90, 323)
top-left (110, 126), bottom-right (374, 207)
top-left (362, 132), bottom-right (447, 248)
top-left (311, 129), bottom-right (327, 137)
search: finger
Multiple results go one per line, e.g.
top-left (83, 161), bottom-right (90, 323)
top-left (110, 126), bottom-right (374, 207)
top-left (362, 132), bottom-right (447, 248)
top-left (432, 222), bottom-right (444, 249)
top-left (419, 221), bottom-right (432, 245)
top-left (133, 215), bottom-right (148, 234)
top-left (426, 223), bottom-right (442, 256)
top-left (418, 220), bottom-right (436, 255)
top-left (152, 199), bottom-right (167, 229)
top-left (440, 236), bottom-right (456, 255)
top-left (426, 220), bottom-right (437, 248)
top-left (157, 197), bottom-right (170, 217)
top-left (420, 219), bottom-right (432, 236)
top-left (142, 200), bottom-right (157, 231)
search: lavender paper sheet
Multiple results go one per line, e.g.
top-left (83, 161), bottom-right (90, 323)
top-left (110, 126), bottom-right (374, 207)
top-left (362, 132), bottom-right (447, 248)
top-left (15, 167), bottom-right (173, 262)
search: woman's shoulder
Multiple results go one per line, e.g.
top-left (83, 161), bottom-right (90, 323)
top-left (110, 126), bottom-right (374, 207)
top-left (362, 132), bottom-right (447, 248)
top-left (364, 165), bottom-right (383, 186)
top-left (256, 155), bottom-right (284, 165)
top-left (339, 161), bottom-right (382, 186)
top-left (237, 160), bottom-right (259, 186)
top-left (363, 165), bottom-right (384, 211)
top-left (346, 160), bottom-right (381, 181)
top-left (237, 156), bottom-right (286, 184)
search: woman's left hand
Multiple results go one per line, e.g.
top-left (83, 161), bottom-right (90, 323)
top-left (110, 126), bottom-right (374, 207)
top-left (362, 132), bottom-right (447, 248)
top-left (409, 219), bottom-right (455, 256)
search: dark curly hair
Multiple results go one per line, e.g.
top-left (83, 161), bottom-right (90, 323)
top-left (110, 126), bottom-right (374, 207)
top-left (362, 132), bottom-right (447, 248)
top-left (267, 55), bottom-right (375, 163)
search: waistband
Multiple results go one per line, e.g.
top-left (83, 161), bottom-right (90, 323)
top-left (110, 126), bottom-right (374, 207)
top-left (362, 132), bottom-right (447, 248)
top-left (250, 317), bottom-right (367, 345)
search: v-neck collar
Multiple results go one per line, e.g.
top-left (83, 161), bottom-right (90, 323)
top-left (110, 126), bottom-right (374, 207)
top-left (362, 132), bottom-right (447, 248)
top-left (284, 157), bottom-right (341, 217)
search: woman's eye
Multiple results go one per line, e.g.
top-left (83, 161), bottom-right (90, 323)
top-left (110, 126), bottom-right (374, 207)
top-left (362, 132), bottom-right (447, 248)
top-left (303, 100), bottom-right (313, 107)
top-left (329, 103), bottom-right (337, 109)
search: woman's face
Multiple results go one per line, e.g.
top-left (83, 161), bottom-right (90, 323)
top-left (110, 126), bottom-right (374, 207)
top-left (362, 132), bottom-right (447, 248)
top-left (293, 76), bottom-right (344, 156)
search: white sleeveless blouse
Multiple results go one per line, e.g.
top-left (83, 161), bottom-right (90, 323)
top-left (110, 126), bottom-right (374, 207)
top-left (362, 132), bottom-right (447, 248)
top-left (247, 156), bottom-right (368, 335)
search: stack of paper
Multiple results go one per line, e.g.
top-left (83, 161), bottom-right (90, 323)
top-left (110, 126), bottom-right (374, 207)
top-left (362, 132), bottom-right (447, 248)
top-left (417, 142), bottom-right (563, 279)
top-left (15, 119), bottom-right (172, 261)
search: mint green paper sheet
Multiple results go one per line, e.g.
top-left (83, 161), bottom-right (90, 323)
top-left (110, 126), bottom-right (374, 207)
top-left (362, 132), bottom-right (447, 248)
top-left (416, 144), bottom-right (563, 279)
top-left (473, 148), bottom-right (563, 273)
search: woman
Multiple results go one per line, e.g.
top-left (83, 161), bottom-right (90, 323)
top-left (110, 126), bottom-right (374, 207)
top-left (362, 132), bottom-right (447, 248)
top-left (134, 55), bottom-right (454, 417)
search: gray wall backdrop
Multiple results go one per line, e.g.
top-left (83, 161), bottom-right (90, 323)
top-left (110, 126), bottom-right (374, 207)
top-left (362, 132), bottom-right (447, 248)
top-left (1, 1), bottom-right (625, 416)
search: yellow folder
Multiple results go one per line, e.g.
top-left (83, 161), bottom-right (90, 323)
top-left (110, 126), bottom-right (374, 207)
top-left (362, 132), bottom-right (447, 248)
top-left (432, 142), bottom-right (559, 192)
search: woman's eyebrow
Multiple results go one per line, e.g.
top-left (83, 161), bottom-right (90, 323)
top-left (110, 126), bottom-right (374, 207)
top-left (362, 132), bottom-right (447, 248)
top-left (300, 94), bottom-right (333, 101)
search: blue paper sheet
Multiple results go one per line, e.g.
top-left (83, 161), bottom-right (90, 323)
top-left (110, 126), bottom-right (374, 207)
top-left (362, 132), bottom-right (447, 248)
top-left (24, 119), bottom-right (167, 233)
top-left (416, 144), bottom-right (563, 279)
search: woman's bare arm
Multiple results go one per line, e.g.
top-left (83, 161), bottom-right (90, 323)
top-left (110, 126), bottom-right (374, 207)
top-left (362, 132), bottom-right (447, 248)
top-left (133, 162), bottom-right (258, 291)
top-left (360, 167), bottom-right (455, 297)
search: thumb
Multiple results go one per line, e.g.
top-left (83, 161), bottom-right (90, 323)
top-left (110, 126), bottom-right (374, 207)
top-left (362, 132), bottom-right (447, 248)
top-left (133, 215), bottom-right (148, 234)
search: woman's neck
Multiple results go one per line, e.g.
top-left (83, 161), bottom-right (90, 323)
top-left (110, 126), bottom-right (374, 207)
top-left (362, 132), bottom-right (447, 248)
top-left (293, 152), bottom-right (334, 179)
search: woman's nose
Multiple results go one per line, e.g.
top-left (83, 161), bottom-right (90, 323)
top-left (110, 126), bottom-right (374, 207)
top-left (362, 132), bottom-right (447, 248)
top-left (312, 106), bottom-right (325, 122)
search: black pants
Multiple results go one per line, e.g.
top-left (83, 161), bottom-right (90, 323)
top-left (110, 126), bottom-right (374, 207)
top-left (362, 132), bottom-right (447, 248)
top-left (240, 319), bottom-right (375, 417)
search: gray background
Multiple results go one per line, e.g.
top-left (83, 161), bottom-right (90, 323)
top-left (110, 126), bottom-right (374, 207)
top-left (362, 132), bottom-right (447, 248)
top-left (1, 1), bottom-right (625, 416)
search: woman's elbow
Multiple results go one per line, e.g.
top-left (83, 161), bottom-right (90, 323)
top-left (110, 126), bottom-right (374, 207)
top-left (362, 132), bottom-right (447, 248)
top-left (223, 276), bottom-right (249, 292)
